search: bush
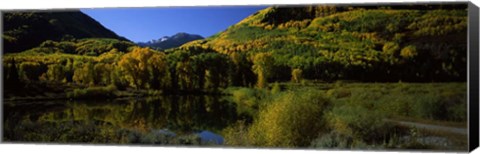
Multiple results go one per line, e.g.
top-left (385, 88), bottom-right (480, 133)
top-left (326, 105), bottom-right (391, 145)
top-left (247, 88), bottom-right (331, 147)
top-left (270, 82), bottom-right (281, 94)
top-left (228, 87), bottom-right (266, 118)
top-left (222, 120), bottom-right (251, 146)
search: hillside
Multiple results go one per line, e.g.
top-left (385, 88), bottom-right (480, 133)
top-left (2, 11), bottom-right (129, 53)
top-left (2, 4), bottom-right (468, 97)
top-left (179, 4), bottom-right (468, 82)
top-left (138, 32), bottom-right (204, 50)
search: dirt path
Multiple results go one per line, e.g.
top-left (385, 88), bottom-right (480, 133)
top-left (384, 119), bottom-right (467, 135)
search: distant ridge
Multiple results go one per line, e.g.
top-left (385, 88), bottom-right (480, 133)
top-left (2, 11), bottom-right (129, 53)
top-left (137, 32), bottom-right (204, 50)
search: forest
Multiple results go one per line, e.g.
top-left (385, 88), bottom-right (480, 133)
top-left (2, 4), bottom-right (469, 151)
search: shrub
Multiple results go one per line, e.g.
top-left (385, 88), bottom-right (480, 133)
top-left (270, 82), bottom-right (281, 94)
top-left (231, 87), bottom-right (260, 107)
top-left (229, 87), bottom-right (267, 118)
top-left (247, 88), bottom-right (331, 147)
top-left (326, 105), bottom-right (391, 145)
top-left (222, 120), bottom-right (251, 146)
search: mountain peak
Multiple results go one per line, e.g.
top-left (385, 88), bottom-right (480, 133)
top-left (138, 32), bottom-right (204, 50)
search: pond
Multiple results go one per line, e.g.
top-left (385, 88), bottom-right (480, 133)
top-left (3, 95), bottom-right (240, 146)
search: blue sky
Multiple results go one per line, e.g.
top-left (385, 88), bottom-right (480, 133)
top-left (81, 6), bottom-right (266, 42)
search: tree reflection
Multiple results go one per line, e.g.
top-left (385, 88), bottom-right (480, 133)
top-left (3, 95), bottom-right (239, 145)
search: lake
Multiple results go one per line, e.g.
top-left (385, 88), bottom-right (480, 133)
top-left (3, 95), bottom-right (240, 146)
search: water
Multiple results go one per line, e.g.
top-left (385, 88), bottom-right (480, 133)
top-left (3, 95), bottom-right (239, 145)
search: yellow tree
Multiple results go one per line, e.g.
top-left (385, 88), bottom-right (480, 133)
top-left (400, 45), bottom-right (418, 59)
top-left (252, 52), bottom-right (274, 89)
top-left (73, 62), bottom-right (95, 85)
top-left (291, 68), bottom-right (303, 83)
top-left (148, 51), bottom-right (168, 89)
top-left (118, 47), bottom-right (167, 89)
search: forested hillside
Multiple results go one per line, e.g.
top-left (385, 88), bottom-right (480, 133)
top-left (3, 4), bottom-right (468, 97)
top-left (181, 4), bottom-right (467, 82)
top-left (2, 11), bottom-right (129, 53)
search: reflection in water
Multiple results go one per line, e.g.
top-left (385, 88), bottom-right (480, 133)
top-left (3, 95), bottom-right (239, 145)
top-left (198, 130), bottom-right (224, 144)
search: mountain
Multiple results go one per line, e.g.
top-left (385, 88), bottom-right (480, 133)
top-left (178, 4), bottom-right (468, 82)
top-left (138, 32), bottom-right (204, 50)
top-left (2, 11), bottom-right (129, 53)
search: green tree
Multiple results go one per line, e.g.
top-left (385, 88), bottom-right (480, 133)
top-left (229, 52), bottom-right (255, 87)
top-left (5, 58), bottom-right (22, 89)
top-left (200, 53), bottom-right (231, 91)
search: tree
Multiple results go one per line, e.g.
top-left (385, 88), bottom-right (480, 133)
top-left (291, 68), bottom-right (303, 83)
top-left (200, 52), bottom-right (231, 91)
top-left (252, 52), bottom-right (274, 89)
top-left (148, 51), bottom-right (168, 89)
top-left (229, 52), bottom-right (255, 87)
top-left (73, 62), bottom-right (95, 85)
top-left (5, 58), bottom-right (22, 90)
top-left (46, 64), bottom-right (66, 82)
top-left (400, 45), bottom-right (417, 59)
top-left (64, 59), bottom-right (74, 82)
top-left (118, 47), bottom-right (168, 89)
top-left (110, 65), bottom-right (128, 90)
top-left (176, 60), bottom-right (194, 91)
top-left (382, 42), bottom-right (399, 56)
top-left (118, 47), bottom-right (151, 89)
top-left (94, 63), bottom-right (113, 85)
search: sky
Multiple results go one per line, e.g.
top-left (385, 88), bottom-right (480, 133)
top-left (81, 6), bottom-right (267, 43)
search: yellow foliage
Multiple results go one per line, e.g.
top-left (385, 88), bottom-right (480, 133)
top-left (118, 47), bottom-right (167, 89)
top-left (400, 45), bottom-right (417, 58)
top-left (291, 68), bottom-right (303, 83)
